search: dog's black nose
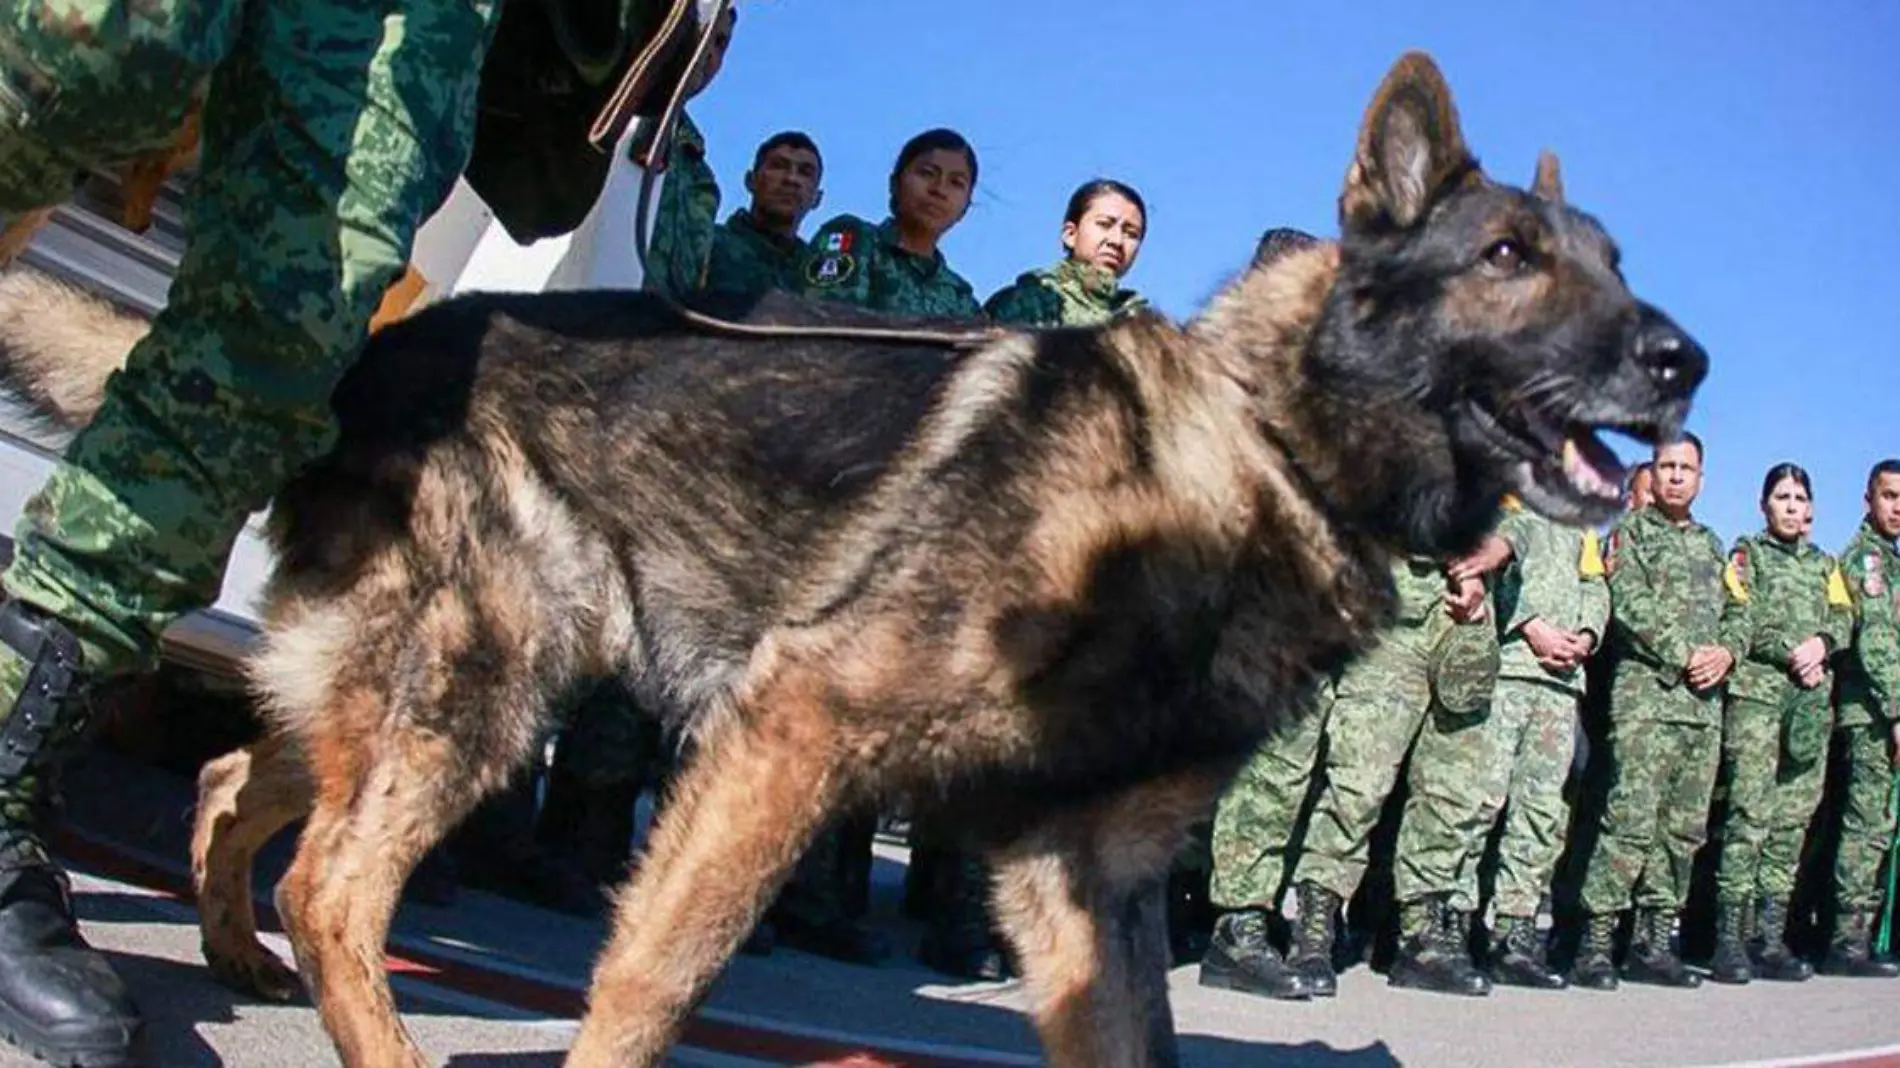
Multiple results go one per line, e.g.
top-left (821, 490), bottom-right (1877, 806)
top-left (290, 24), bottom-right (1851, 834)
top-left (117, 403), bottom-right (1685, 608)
top-left (1631, 306), bottom-right (1707, 398)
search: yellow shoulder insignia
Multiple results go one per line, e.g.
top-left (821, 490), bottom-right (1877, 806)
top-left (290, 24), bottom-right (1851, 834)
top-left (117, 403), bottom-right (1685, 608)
top-left (1724, 557), bottom-right (1750, 604)
top-left (1579, 531), bottom-right (1605, 578)
top-left (1827, 566), bottom-right (1854, 608)
top-left (1499, 493), bottom-right (1524, 513)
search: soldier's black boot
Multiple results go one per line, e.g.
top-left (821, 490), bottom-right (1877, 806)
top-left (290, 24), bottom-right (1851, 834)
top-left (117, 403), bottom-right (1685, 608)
top-left (1489, 914), bottom-right (1566, 989)
top-left (1750, 897), bottom-right (1811, 982)
top-left (1568, 912), bottom-right (1620, 991)
top-left (1621, 908), bottom-right (1701, 988)
top-left (1708, 901), bottom-right (1754, 985)
top-left (0, 602), bottom-right (143, 1066)
top-left (1288, 882), bottom-right (1340, 998)
top-left (1198, 908), bottom-right (1310, 1001)
top-left (1387, 897), bottom-right (1490, 996)
top-left (1820, 911), bottom-right (1900, 978)
top-left (917, 854), bottom-right (1009, 981)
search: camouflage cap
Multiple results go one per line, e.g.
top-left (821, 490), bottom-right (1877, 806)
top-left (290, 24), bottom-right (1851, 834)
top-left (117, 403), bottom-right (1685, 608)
top-left (1428, 617), bottom-right (1500, 717)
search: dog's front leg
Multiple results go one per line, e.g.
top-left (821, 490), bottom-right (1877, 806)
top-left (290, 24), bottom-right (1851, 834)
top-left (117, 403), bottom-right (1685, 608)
top-left (989, 768), bottom-right (1221, 1068)
top-left (564, 678), bottom-right (843, 1068)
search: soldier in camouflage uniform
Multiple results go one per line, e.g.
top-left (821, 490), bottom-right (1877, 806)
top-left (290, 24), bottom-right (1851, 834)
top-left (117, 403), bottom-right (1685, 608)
top-left (1277, 554), bottom-right (1495, 998)
top-left (1572, 435), bottom-right (1747, 990)
top-left (0, 0), bottom-right (725, 1060)
top-left (1707, 464), bottom-right (1852, 984)
top-left (1194, 227), bottom-right (1327, 1002)
top-left (702, 131), bottom-right (823, 300)
top-left (1823, 459), bottom-right (1900, 978)
top-left (983, 179), bottom-right (1150, 327)
top-left (1421, 497), bottom-right (1609, 991)
top-left (789, 129), bottom-right (984, 974)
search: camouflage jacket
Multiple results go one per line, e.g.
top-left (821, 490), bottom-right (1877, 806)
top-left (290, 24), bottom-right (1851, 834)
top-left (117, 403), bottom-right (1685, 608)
top-left (1837, 519), bottom-right (1900, 727)
top-left (1724, 532), bottom-right (1854, 705)
top-left (799, 215), bottom-right (981, 317)
top-left (703, 209), bottom-right (808, 300)
top-left (642, 111), bottom-right (721, 299)
top-left (982, 259), bottom-right (1149, 328)
top-left (1494, 502), bottom-right (1610, 694)
top-left (1604, 505), bottom-right (1747, 696)
top-left (1392, 554), bottom-right (1453, 625)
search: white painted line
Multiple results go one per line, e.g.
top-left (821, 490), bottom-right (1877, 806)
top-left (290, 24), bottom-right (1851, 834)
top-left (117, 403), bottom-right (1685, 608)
top-left (1686, 1043), bottom-right (1900, 1068)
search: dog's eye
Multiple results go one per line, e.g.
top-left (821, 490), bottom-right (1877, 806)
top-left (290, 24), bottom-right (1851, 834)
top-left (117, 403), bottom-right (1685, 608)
top-left (1481, 239), bottom-right (1528, 273)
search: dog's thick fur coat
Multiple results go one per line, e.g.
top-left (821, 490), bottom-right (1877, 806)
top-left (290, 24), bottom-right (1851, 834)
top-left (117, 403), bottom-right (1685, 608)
top-left (0, 54), bottom-right (1705, 1067)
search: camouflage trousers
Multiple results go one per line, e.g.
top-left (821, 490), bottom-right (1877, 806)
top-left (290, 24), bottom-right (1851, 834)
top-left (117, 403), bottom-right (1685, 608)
top-left (1578, 715), bottom-right (1721, 914)
top-left (1395, 676), bottom-right (1575, 916)
top-left (0, 0), bottom-right (501, 676)
top-left (1715, 691), bottom-right (1829, 904)
top-left (1292, 620), bottom-right (1436, 902)
top-left (1832, 719), bottom-right (1899, 912)
top-left (1208, 684), bottom-right (1331, 911)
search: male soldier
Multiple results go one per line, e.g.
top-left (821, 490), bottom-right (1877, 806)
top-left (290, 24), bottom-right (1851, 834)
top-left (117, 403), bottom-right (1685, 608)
top-left (703, 131), bottom-right (824, 299)
top-left (1276, 554), bottom-right (1496, 997)
top-left (1572, 434), bottom-right (1746, 989)
top-left (1824, 458), bottom-right (1900, 977)
top-left (0, 1), bottom-right (725, 1062)
top-left (1435, 496), bottom-right (1609, 990)
top-left (1194, 226), bottom-right (1328, 1002)
top-left (1625, 461), bottom-right (1655, 514)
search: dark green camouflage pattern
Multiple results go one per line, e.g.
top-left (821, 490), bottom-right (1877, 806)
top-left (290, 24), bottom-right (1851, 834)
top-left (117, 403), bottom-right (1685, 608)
top-left (702, 208), bottom-right (807, 300)
top-left (1207, 682), bottom-right (1330, 911)
top-left (642, 111), bottom-right (721, 299)
top-left (1833, 719), bottom-right (1899, 912)
top-left (0, 0), bottom-right (502, 675)
top-left (1494, 504), bottom-right (1610, 694)
top-left (1832, 520), bottom-right (1900, 913)
top-left (982, 258), bottom-right (1148, 328)
top-left (800, 214), bottom-right (980, 317)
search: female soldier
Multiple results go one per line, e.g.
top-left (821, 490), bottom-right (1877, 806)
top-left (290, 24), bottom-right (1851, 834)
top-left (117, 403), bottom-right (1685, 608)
top-left (801, 127), bottom-right (982, 316)
top-left (983, 178), bottom-right (1150, 326)
top-left (1709, 463), bottom-right (1853, 984)
top-left (792, 128), bottom-right (992, 978)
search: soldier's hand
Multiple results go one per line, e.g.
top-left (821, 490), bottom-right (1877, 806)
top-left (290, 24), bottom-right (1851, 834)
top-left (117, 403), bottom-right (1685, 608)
top-left (1523, 618), bottom-right (1567, 660)
top-left (1445, 575), bottom-right (1488, 622)
top-left (1890, 721), bottom-right (1899, 766)
top-left (1788, 635), bottom-right (1828, 678)
top-left (1794, 661), bottom-right (1826, 689)
top-left (1447, 534), bottom-right (1512, 583)
top-left (1686, 646), bottom-right (1735, 690)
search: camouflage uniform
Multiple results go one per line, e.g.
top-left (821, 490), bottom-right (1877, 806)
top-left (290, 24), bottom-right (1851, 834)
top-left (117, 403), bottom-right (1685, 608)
top-left (1710, 531), bottom-right (1852, 979)
top-left (801, 214), bottom-right (980, 317)
top-left (1209, 689), bottom-right (1331, 913)
top-left (642, 111), bottom-right (721, 299)
top-left (1394, 504), bottom-right (1606, 988)
top-left (703, 207), bottom-right (808, 299)
top-left (1573, 504), bottom-right (1747, 987)
top-left (982, 258), bottom-right (1148, 327)
top-left (1826, 520), bottom-right (1900, 975)
top-left (0, 0), bottom-right (519, 1058)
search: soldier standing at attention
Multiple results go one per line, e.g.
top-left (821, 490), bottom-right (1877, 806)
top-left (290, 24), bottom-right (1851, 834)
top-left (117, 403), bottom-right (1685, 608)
top-left (1822, 458), bottom-right (1900, 977)
top-left (983, 179), bottom-right (1150, 326)
top-left (1272, 554), bottom-right (1497, 998)
top-left (1708, 463), bottom-right (1851, 984)
top-left (1572, 434), bottom-right (1746, 990)
top-left (785, 128), bottom-right (985, 973)
top-left (1429, 495), bottom-right (1609, 990)
top-left (702, 131), bottom-right (824, 299)
top-left (1196, 227), bottom-right (1329, 1003)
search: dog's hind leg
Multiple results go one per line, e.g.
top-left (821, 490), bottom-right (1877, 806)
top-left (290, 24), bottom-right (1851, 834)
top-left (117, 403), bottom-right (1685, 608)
top-left (190, 731), bottom-right (311, 1002)
top-left (989, 768), bottom-right (1226, 1068)
top-left (564, 677), bottom-right (842, 1068)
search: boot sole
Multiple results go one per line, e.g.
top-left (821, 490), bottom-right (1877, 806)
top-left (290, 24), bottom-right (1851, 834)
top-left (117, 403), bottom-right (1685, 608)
top-left (1387, 969), bottom-right (1490, 997)
top-left (1198, 964), bottom-right (1312, 1001)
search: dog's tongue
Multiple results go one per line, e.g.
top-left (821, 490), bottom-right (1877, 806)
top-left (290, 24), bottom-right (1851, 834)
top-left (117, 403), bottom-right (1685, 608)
top-left (1562, 432), bottom-right (1626, 500)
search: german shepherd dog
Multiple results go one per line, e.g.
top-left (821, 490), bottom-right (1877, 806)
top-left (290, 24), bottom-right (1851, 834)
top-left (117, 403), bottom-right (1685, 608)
top-left (0, 52), bottom-right (1704, 1067)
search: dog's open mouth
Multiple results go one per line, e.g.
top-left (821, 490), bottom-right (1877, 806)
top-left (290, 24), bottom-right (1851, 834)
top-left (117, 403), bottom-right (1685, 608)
top-left (1465, 398), bottom-right (1661, 524)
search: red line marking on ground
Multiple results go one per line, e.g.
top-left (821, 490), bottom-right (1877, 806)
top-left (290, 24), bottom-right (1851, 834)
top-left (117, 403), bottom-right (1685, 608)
top-left (49, 829), bottom-right (1009, 1067)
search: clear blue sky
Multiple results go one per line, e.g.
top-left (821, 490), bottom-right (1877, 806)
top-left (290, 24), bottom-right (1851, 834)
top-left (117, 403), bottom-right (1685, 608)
top-left (690, 0), bottom-right (1898, 550)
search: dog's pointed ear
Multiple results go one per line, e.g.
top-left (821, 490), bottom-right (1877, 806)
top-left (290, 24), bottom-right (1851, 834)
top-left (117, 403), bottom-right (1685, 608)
top-left (1531, 150), bottom-right (1564, 204)
top-left (1341, 51), bottom-right (1478, 233)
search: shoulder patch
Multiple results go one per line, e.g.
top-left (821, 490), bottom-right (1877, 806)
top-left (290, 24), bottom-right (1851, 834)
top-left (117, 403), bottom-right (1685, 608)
top-left (1499, 493), bottom-right (1524, 514)
top-left (1579, 530), bottom-right (1605, 578)
top-left (1868, 551), bottom-right (1888, 596)
top-left (1605, 527), bottom-right (1626, 575)
top-left (1827, 565), bottom-right (1854, 608)
top-left (805, 252), bottom-right (857, 288)
top-left (1724, 552), bottom-right (1750, 604)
